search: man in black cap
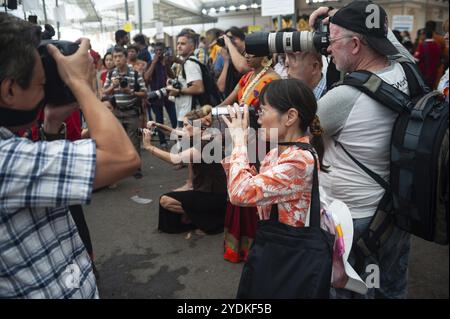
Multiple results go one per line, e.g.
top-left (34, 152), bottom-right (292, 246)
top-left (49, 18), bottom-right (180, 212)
top-left (308, 1), bottom-right (413, 299)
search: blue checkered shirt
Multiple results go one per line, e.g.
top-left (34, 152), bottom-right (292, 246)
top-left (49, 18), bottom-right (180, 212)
top-left (0, 127), bottom-right (98, 299)
top-left (313, 74), bottom-right (327, 100)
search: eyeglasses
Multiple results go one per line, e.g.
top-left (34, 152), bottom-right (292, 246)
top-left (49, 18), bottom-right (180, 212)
top-left (328, 35), bottom-right (353, 46)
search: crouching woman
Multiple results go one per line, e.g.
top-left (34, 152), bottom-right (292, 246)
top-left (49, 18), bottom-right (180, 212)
top-left (142, 105), bottom-right (227, 234)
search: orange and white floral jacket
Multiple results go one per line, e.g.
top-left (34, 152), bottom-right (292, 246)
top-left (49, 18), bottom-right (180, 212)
top-left (222, 136), bottom-right (315, 227)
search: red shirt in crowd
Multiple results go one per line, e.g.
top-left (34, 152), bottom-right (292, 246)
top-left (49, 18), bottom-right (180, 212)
top-left (414, 39), bottom-right (442, 88)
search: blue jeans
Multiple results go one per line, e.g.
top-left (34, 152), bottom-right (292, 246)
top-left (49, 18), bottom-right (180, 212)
top-left (331, 216), bottom-right (411, 299)
top-left (147, 98), bottom-right (177, 145)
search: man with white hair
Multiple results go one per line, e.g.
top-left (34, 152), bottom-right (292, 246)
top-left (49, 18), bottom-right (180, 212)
top-left (309, 1), bottom-right (414, 299)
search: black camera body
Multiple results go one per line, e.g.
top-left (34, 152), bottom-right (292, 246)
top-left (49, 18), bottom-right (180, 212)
top-left (216, 37), bottom-right (225, 47)
top-left (245, 16), bottom-right (330, 56)
top-left (38, 40), bottom-right (79, 106)
top-left (119, 76), bottom-right (129, 88)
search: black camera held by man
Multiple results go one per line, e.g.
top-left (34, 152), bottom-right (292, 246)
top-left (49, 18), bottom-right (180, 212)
top-left (216, 37), bottom-right (226, 47)
top-left (38, 40), bottom-right (79, 106)
top-left (245, 16), bottom-right (330, 56)
top-left (147, 79), bottom-right (182, 101)
top-left (118, 76), bottom-right (129, 89)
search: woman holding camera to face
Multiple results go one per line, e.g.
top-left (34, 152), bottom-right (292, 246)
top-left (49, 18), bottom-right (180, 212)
top-left (218, 53), bottom-right (279, 263)
top-left (222, 78), bottom-right (327, 230)
top-left (142, 105), bottom-right (227, 234)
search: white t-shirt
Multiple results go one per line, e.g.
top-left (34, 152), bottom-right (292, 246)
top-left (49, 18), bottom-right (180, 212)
top-left (318, 61), bottom-right (410, 219)
top-left (175, 58), bottom-right (203, 122)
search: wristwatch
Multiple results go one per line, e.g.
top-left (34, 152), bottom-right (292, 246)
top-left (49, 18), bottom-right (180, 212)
top-left (39, 122), bottom-right (67, 141)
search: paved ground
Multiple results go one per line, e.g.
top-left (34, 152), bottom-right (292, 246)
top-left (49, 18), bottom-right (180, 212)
top-left (83, 149), bottom-right (449, 299)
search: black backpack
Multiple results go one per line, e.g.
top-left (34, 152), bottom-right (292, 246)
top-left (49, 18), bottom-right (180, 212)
top-left (334, 59), bottom-right (449, 269)
top-left (182, 57), bottom-right (223, 107)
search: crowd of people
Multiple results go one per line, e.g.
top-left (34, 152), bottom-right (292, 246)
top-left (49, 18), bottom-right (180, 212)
top-left (0, 0), bottom-right (449, 299)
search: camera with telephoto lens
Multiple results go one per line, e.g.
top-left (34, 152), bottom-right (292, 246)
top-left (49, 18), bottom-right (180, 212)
top-left (147, 79), bottom-right (183, 101)
top-left (244, 16), bottom-right (330, 56)
top-left (38, 40), bottom-right (79, 106)
top-left (148, 87), bottom-right (169, 101)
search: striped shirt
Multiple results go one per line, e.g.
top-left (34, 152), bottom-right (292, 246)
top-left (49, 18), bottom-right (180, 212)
top-left (103, 65), bottom-right (147, 110)
top-left (313, 75), bottom-right (327, 100)
top-left (0, 127), bottom-right (98, 298)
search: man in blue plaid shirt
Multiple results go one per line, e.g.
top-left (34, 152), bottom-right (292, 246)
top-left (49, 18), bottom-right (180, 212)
top-left (0, 13), bottom-right (140, 298)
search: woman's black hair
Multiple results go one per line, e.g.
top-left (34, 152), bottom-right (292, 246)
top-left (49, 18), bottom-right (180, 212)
top-left (259, 79), bottom-right (328, 172)
top-left (225, 26), bottom-right (246, 41)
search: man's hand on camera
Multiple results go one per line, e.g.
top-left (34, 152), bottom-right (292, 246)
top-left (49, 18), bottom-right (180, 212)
top-left (223, 35), bottom-right (234, 48)
top-left (112, 77), bottom-right (120, 87)
top-left (166, 85), bottom-right (181, 96)
top-left (47, 38), bottom-right (94, 90)
top-left (309, 6), bottom-right (338, 28)
top-left (121, 86), bottom-right (134, 94)
top-left (142, 128), bottom-right (154, 151)
top-left (43, 103), bottom-right (78, 134)
top-left (147, 121), bottom-right (157, 129)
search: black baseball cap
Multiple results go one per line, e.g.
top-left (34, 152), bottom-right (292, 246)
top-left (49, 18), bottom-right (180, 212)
top-left (330, 1), bottom-right (398, 56)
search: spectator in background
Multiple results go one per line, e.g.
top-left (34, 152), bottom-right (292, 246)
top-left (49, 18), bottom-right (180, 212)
top-left (206, 29), bottom-right (222, 63)
top-left (195, 35), bottom-right (208, 65)
top-left (133, 33), bottom-right (152, 64)
top-left (167, 30), bottom-right (205, 127)
top-left (414, 27), bottom-right (442, 89)
top-left (401, 30), bottom-right (414, 54)
top-left (103, 46), bottom-right (148, 179)
top-left (392, 30), bottom-right (403, 43)
top-left (127, 44), bottom-right (147, 75)
top-left (437, 19), bottom-right (449, 100)
top-left (108, 29), bottom-right (129, 53)
top-left (413, 28), bottom-right (425, 53)
top-left (100, 52), bottom-right (115, 90)
top-left (217, 27), bottom-right (249, 97)
top-left (144, 42), bottom-right (178, 149)
top-left (426, 20), bottom-right (449, 87)
top-left (286, 51), bottom-right (327, 100)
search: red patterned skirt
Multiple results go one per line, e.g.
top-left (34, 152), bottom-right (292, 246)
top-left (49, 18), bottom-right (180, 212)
top-left (223, 202), bottom-right (259, 263)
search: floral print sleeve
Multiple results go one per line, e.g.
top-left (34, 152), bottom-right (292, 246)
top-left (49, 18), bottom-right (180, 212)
top-left (226, 138), bottom-right (315, 216)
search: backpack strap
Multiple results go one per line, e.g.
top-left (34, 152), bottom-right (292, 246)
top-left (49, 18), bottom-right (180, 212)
top-left (396, 59), bottom-right (431, 98)
top-left (270, 142), bottom-right (321, 228)
top-left (337, 142), bottom-right (390, 192)
top-left (337, 70), bottom-right (412, 114)
top-left (133, 69), bottom-right (140, 92)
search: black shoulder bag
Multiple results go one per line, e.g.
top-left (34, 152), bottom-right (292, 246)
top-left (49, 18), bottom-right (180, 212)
top-left (236, 142), bottom-right (334, 299)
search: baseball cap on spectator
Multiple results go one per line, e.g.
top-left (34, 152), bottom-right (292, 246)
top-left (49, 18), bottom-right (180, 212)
top-left (330, 0), bottom-right (398, 56)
